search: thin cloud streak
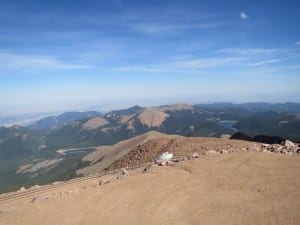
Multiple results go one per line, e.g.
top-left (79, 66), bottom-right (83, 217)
top-left (117, 50), bottom-right (300, 73)
top-left (131, 22), bottom-right (223, 35)
top-left (217, 48), bottom-right (278, 56)
top-left (250, 59), bottom-right (281, 67)
top-left (250, 55), bottom-right (300, 67)
top-left (117, 57), bottom-right (246, 73)
top-left (0, 53), bottom-right (92, 70)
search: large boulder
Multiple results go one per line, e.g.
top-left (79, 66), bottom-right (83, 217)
top-left (284, 140), bottom-right (295, 148)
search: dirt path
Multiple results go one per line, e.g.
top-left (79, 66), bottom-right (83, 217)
top-left (0, 152), bottom-right (299, 225)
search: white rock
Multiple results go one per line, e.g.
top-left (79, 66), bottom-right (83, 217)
top-left (155, 152), bottom-right (174, 166)
top-left (205, 150), bottom-right (217, 156)
top-left (121, 168), bottom-right (129, 176)
top-left (18, 187), bottom-right (26, 192)
top-left (262, 149), bottom-right (271, 153)
top-left (261, 144), bottom-right (270, 148)
top-left (192, 152), bottom-right (199, 158)
top-left (159, 152), bottom-right (173, 161)
top-left (284, 140), bottom-right (295, 147)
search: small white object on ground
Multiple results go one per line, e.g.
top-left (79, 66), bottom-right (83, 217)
top-left (155, 152), bottom-right (173, 166)
top-left (159, 152), bottom-right (173, 161)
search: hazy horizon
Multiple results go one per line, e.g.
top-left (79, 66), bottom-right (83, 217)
top-left (1, 100), bottom-right (300, 117)
top-left (1, 0), bottom-right (299, 115)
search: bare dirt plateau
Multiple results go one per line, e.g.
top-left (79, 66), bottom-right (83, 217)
top-left (0, 152), bottom-right (299, 225)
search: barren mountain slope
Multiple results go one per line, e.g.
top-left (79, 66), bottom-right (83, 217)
top-left (82, 117), bottom-right (109, 130)
top-left (78, 131), bottom-right (259, 176)
top-left (137, 108), bottom-right (169, 128)
top-left (77, 131), bottom-right (181, 175)
top-left (1, 152), bottom-right (299, 225)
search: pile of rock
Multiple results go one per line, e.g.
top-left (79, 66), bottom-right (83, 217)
top-left (116, 168), bottom-right (129, 179)
top-left (259, 140), bottom-right (299, 155)
top-left (98, 179), bottom-right (110, 185)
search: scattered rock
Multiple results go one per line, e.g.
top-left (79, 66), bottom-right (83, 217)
top-left (172, 156), bottom-right (187, 162)
top-left (166, 161), bottom-right (175, 166)
top-left (121, 168), bottom-right (129, 176)
top-left (205, 150), bottom-right (217, 156)
top-left (18, 187), bottom-right (26, 192)
top-left (99, 179), bottom-right (110, 185)
top-left (262, 149), bottom-right (271, 153)
top-left (53, 181), bottom-right (63, 185)
top-left (117, 168), bottom-right (130, 179)
top-left (30, 185), bottom-right (40, 189)
top-left (220, 149), bottom-right (228, 154)
top-left (252, 141), bottom-right (300, 155)
top-left (192, 152), bottom-right (199, 159)
top-left (155, 160), bottom-right (167, 166)
top-left (142, 164), bottom-right (152, 172)
top-left (29, 196), bottom-right (43, 204)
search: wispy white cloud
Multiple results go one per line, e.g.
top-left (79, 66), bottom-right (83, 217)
top-left (117, 57), bottom-right (246, 73)
top-left (250, 55), bottom-right (300, 67)
top-left (131, 22), bottom-right (222, 35)
top-left (296, 41), bottom-right (300, 45)
top-left (217, 48), bottom-right (278, 56)
top-left (0, 53), bottom-right (92, 70)
top-left (180, 57), bottom-right (245, 68)
top-left (117, 49), bottom-right (300, 73)
top-left (250, 59), bottom-right (281, 67)
top-left (240, 11), bottom-right (248, 20)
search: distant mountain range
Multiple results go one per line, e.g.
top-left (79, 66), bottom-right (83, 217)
top-left (0, 102), bottom-right (299, 193)
top-left (27, 111), bottom-right (102, 130)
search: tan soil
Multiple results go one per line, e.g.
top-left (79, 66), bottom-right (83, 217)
top-left (0, 152), bottom-right (299, 225)
top-left (82, 117), bottom-right (109, 130)
top-left (138, 108), bottom-right (169, 127)
top-left (119, 113), bottom-right (137, 130)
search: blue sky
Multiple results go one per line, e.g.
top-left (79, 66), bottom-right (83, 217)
top-left (0, 0), bottom-right (300, 115)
